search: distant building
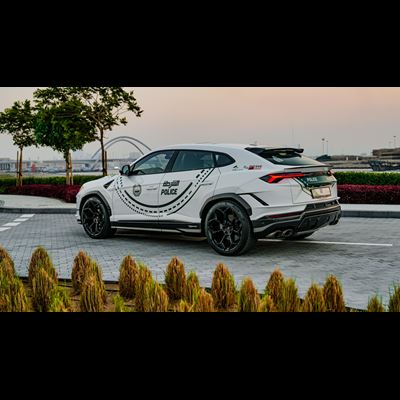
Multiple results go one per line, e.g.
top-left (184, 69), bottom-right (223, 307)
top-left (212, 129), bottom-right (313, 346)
top-left (372, 147), bottom-right (400, 159)
top-left (0, 158), bottom-right (32, 172)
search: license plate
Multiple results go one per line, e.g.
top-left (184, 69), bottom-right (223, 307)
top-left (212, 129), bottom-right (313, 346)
top-left (311, 186), bottom-right (331, 198)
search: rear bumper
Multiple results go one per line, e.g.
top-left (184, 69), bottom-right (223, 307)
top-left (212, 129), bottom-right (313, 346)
top-left (252, 200), bottom-right (341, 238)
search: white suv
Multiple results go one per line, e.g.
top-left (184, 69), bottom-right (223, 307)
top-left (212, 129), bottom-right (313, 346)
top-left (76, 144), bottom-right (341, 255)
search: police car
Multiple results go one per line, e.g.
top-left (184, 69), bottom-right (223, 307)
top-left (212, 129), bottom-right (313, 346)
top-left (76, 144), bottom-right (341, 256)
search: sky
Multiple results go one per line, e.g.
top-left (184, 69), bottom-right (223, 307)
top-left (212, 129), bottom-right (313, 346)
top-left (1, 87), bottom-right (400, 160)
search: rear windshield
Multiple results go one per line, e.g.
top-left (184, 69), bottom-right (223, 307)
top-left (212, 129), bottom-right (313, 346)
top-left (246, 147), bottom-right (322, 166)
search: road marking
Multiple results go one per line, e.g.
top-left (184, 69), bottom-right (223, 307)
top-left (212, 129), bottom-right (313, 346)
top-left (261, 239), bottom-right (393, 247)
top-left (0, 214), bottom-right (35, 233)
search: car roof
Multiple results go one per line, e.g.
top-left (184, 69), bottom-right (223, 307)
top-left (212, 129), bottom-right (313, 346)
top-left (156, 143), bottom-right (268, 151)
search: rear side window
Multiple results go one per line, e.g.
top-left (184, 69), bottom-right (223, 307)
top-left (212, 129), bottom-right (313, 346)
top-left (246, 147), bottom-right (321, 166)
top-left (171, 150), bottom-right (215, 172)
top-left (214, 152), bottom-right (235, 167)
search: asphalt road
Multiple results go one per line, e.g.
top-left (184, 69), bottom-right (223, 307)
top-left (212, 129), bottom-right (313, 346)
top-left (0, 212), bottom-right (399, 309)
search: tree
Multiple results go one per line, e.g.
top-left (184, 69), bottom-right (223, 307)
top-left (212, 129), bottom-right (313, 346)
top-left (0, 100), bottom-right (36, 186)
top-left (34, 99), bottom-right (96, 184)
top-left (34, 87), bottom-right (143, 176)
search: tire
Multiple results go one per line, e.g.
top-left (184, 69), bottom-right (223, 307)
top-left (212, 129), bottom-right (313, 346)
top-left (285, 231), bottom-right (315, 240)
top-left (81, 196), bottom-right (115, 239)
top-left (204, 200), bottom-right (255, 256)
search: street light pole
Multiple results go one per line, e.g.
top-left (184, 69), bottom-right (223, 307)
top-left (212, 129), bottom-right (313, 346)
top-left (322, 138), bottom-right (325, 155)
top-left (326, 140), bottom-right (329, 155)
top-left (394, 136), bottom-right (397, 148)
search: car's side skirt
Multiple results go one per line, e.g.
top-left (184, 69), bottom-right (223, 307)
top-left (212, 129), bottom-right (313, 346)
top-left (111, 220), bottom-right (202, 235)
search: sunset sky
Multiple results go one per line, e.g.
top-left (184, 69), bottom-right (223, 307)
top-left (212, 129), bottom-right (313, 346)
top-left (1, 87), bottom-right (399, 160)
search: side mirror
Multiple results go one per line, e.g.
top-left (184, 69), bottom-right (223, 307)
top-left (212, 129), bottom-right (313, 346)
top-left (120, 165), bottom-right (131, 176)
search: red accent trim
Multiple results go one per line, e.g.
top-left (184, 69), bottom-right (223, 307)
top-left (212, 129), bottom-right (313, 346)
top-left (268, 211), bottom-right (303, 219)
top-left (266, 172), bottom-right (305, 183)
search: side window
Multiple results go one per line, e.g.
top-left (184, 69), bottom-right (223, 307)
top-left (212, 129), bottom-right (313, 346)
top-left (171, 150), bottom-right (215, 172)
top-left (133, 151), bottom-right (175, 175)
top-left (214, 152), bottom-right (235, 167)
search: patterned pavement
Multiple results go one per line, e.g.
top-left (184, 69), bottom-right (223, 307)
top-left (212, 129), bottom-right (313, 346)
top-left (0, 212), bottom-right (399, 309)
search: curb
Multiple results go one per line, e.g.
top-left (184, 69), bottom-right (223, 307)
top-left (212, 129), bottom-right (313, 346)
top-left (341, 210), bottom-right (400, 219)
top-left (0, 207), bottom-right (76, 214)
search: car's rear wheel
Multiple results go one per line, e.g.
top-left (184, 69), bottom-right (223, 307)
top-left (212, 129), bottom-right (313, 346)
top-left (205, 201), bottom-right (255, 256)
top-left (81, 196), bottom-right (115, 239)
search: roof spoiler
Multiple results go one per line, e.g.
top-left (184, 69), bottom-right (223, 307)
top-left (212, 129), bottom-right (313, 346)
top-left (246, 147), bottom-right (304, 154)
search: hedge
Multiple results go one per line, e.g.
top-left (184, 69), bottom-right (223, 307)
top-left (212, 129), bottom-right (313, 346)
top-left (0, 175), bottom-right (101, 193)
top-left (335, 171), bottom-right (400, 186)
top-left (5, 185), bottom-right (81, 203)
top-left (338, 184), bottom-right (400, 204)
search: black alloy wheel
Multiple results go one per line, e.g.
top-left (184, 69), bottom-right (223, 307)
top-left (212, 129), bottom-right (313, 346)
top-left (81, 196), bottom-right (115, 239)
top-left (205, 200), bottom-right (255, 256)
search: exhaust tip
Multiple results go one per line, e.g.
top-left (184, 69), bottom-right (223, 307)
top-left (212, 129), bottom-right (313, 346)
top-left (282, 229), bottom-right (294, 238)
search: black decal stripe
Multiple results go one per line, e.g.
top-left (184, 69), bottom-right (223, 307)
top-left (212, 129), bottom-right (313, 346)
top-left (124, 182), bottom-right (193, 209)
top-left (241, 193), bottom-right (269, 206)
top-left (116, 182), bottom-right (158, 217)
top-left (166, 168), bottom-right (215, 216)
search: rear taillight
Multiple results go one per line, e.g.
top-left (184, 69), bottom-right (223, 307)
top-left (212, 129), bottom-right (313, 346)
top-left (260, 172), bottom-right (305, 184)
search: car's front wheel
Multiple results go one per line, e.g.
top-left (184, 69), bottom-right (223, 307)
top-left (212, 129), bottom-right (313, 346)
top-left (81, 196), bottom-right (115, 239)
top-left (205, 200), bottom-right (255, 256)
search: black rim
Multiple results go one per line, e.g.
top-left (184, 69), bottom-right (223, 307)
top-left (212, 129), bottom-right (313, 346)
top-left (82, 199), bottom-right (106, 236)
top-left (207, 205), bottom-right (243, 252)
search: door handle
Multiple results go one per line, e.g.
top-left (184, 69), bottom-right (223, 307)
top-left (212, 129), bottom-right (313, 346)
top-left (146, 186), bottom-right (158, 191)
top-left (199, 181), bottom-right (214, 186)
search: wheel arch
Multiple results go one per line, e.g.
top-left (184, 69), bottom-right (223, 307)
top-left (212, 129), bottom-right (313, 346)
top-left (199, 193), bottom-right (252, 235)
top-left (79, 191), bottom-right (112, 218)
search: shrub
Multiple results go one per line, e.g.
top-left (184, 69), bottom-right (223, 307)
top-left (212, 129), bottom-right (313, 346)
top-left (186, 271), bottom-right (201, 304)
top-left (338, 184), bottom-right (400, 204)
top-left (193, 288), bottom-right (214, 312)
top-left (134, 263), bottom-right (153, 312)
top-left (119, 255), bottom-right (139, 299)
top-left (238, 277), bottom-right (260, 312)
top-left (323, 275), bottom-right (346, 312)
top-left (388, 286), bottom-right (400, 312)
top-left (0, 246), bottom-right (14, 271)
top-left (71, 250), bottom-right (92, 294)
top-left (367, 295), bottom-right (385, 312)
top-left (80, 275), bottom-right (106, 312)
top-left (83, 259), bottom-right (107, 303)
top-left (28, 246), bottom-right (57, 285)
top-left (165, 256), bottom-right (187, 300)
top-left (4, 184), bottom-right (81, 203)
top-left (265, 268), bottom-right (284, 305)
top-left (143, 280), bottom-right (169, 312)
top-left (114, 294), bottom-right (126, 312)
top-left (211, 263), bottom-right (236, 310)
top-left (31, 268), bottom-right (58, 312)
top-left (0, 271), bottom-right (29, 312)
top-left (0, 259), bottom-right (15, 280)
top-left (49, 287), bottom-right (72, 312)
top-left (258, 295), bottom-right (276, 312)
top-left (335, 171), bottom-right (400, 186)
top-left (302, 283), bottom-right (327, 312)
top-left (174, 300), bottom-right (194, 312)
top-left (276, 278), bottom-right (300, 312)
